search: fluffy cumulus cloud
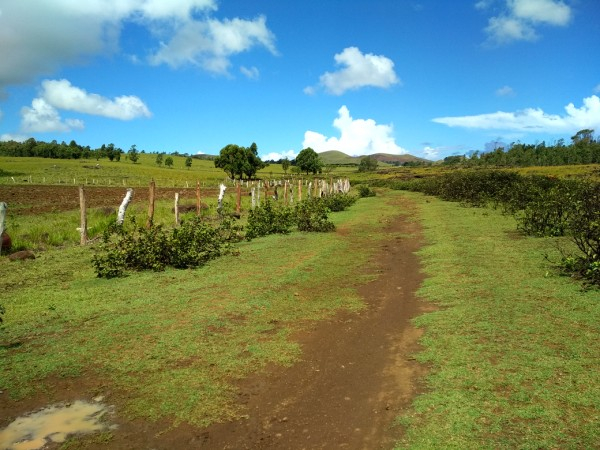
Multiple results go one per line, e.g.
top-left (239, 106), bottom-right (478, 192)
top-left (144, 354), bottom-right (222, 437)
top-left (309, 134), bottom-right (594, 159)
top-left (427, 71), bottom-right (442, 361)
top-left (41, 79), bottom-right (151, 120)
top-left (262, 149), bottom-right (298, 161)
top-left (480, 0), bottom-right (572, 45)
top-left (303, 106), bottom-right (407, 156)
top-left (310, 47), bottom-right (400, 95)
top-left (432, 95), bottom-right (600, 134)
top-left (0, 0), bottom-right (275, 91)
top-left (148, 16), bottom-right (276, 74)
top-left (21, 98), bottom-right (84, 133)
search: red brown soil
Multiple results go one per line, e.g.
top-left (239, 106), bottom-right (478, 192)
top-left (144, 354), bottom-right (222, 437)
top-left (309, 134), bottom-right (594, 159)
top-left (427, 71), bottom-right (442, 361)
top-left (0, 185), bottom-right (217, 216)
top-left (0, 196), bottom-right (428, 449)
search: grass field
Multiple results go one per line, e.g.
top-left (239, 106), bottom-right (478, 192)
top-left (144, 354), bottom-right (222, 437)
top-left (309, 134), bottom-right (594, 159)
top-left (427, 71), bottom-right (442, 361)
top-left (0, 192), bottom-right (399, 429)
top-left (396, 192), bottom-right (599, 449)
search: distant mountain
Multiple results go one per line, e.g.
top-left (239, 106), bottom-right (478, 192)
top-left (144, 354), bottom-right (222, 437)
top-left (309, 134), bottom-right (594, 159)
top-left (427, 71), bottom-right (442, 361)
top-left (318, 150), bottom-right (429, 165)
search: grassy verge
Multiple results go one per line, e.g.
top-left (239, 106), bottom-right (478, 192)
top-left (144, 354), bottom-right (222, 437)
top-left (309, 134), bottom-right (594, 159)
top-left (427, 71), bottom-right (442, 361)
top-left (397, 192), bottom-right (599, 449)
top-left (0, 191), bottom-right (400, 427)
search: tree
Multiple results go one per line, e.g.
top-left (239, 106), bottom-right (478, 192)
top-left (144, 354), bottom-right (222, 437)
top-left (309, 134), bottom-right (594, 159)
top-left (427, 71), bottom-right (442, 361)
top-left (165, 156), bottom-right (174, 168)
top-left (295, 147), bottom-right (323, 175)
top-left (358, 156), bottom-right (378, 172)
top-left (214, 143), bottom-right (266, 180)
top-left (128, 144), bottom-right (139, 164)
top-left (282, 157), bottom-right (290, 174)
top-left (185, 156), bottom-right (192, 169)
top-left (156, 153), bottom-right (164, 166)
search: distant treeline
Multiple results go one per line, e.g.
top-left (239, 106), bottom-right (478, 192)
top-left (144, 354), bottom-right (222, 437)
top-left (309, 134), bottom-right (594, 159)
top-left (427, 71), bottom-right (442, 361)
top-left (0, 138), bottom-right (215, 161)
top-left (444, 129), bottom-right (600, 167)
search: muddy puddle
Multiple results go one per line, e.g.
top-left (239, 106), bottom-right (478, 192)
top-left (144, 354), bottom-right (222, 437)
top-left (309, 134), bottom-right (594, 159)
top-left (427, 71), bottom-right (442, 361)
top-left (0, 399), bottom-right (112, 450)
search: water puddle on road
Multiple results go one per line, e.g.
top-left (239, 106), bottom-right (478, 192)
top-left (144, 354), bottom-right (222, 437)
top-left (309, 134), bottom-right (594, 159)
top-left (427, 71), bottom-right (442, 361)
top-left (0, 400), bottom-right (111, 450)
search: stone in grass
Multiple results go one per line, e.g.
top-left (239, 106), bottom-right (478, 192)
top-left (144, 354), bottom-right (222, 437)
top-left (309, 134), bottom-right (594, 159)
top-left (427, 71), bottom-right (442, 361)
top-left (8, 250), bottom-right (35, 261)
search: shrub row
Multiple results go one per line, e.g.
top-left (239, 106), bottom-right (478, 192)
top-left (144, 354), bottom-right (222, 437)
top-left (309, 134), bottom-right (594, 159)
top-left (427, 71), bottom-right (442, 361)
top-left (381, 170), bottom-right (600, 287)
top-left (93, 194), bottom-right (357, 278)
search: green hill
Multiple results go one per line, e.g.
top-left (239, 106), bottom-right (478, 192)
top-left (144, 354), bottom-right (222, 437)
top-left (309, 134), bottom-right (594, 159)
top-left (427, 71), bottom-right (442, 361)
top-left (318, 150), bottom-right (429, 166)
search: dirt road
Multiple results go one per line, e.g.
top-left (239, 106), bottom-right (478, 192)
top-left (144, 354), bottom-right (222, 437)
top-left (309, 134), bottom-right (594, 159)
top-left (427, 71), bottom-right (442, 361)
top-left (105, 197), bottom-right (428, 449)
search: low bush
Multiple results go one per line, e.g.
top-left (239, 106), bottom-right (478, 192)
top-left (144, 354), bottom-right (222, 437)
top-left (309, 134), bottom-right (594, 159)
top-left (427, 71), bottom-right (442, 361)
top-left (245, 200), bottom-right (295, 240)
top-left (321, 193), bottom-right (357, 211)
top-left (92, 216), bottom-right (232, 278)
top-left (295, 198), bottom-right (335, 232)
top-left (357, 185), bottom-right (376, 198)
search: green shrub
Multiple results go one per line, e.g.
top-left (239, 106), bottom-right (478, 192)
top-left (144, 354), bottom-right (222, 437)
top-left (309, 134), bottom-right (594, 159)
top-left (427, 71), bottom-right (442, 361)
top-left (92, 216), bottom-right (231, 278)
top-left (295, 198), bottom-right (335, 232)
top-left (321, 193), bottom-right (357, 211)
top-left (245, 200), bottom-right (295, 240)
top-left (357, 185), bottom-right (376, 198)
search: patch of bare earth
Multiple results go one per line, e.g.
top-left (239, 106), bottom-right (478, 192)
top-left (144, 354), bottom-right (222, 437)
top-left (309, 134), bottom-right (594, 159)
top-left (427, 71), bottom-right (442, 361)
top-left (1, 196), bottom-right (429, 449)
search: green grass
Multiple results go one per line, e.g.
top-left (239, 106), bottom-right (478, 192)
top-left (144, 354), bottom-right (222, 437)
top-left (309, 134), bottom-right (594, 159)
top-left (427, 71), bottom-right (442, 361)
top-left (0, 191), bottom-right (399, 427)
top-left (396, 192), bottom-right (600, 449)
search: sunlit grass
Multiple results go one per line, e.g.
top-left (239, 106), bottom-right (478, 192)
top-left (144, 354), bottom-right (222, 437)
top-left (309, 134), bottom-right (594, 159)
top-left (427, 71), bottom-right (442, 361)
top-left (396, 192), bottom-right (600, 449)
top-left (0, 190), bottom-right (401, 427)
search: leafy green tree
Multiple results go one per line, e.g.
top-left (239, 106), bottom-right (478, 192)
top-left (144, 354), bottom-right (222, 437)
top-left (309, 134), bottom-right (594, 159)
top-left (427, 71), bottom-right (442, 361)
top-left (214, 143), bottom-right (266, 180)
top-left (156, 153), bottom-right (164, 166)
top-left (185, 156), bottom-right (193, 169)
top-left (296, 147), bottom-right (323, 175)
top-left (282, 157), bottom-right (290, 174)
top-left (165, 156), bottom-right (174, 168)
top-left (128, 144), bottom-right (140, 164)
top-left (358, 156), bottom-right (378, 172)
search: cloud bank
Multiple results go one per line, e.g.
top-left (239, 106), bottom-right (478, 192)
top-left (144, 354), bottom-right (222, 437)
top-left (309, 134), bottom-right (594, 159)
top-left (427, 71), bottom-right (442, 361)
top-left (433, 95), bottom-right (600, 134)
top-left (480, 0), bottom-right (572, 45)
top-left (0, 0), bottom-right (276, 91)
top-left (303, 106), bottom-right (407, 156)
top-left (308, 47), bottom-right (400, 95)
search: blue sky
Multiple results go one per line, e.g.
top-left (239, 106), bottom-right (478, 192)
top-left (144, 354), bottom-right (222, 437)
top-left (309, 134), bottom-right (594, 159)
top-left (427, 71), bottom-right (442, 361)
top-left (0, 0), bottom-right (599, 161)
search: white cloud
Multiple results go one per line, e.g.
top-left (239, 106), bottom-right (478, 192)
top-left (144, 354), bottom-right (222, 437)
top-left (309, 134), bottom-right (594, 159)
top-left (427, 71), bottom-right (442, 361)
top-left (422, 146), bottom-right (439, 159)
top-left (303, 106), bottom-right (407, 156)
top-left (240, 66), bottom-right (260, 80)
top-left (262, 149), bottom-right (298, 161)
top-left (594, 84), bottom-right (600, 94)
top-left (41, 79), bottom-right (151, 120)
top-left (483, 0), bottom-right (572, 45)
top-left (311, 47), bottom-right (400, 95)
top-left (433, 95), bottom-right (600, 134)
top-left (21, 98), bottom-right (84, 133)
top-left (148, 16), bottom-right (276, 74)
top-left (511, 0), bottom-right (571, 25)
top-left (0, 1), bottom-right (274, 91)
top-left (0, 133), bottom-right (30, 142)
top-left (496, 85), bottom-right (515, 96)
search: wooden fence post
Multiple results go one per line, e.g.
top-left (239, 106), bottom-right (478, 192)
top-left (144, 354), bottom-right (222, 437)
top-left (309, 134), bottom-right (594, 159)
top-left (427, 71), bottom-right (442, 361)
top-left (117, 188), bottom-right (133, 225)
top-left (79, 186), bottom-right (88, 246)
top-left (196, 181), bottom-right (201, 216)
top-left (147, 180), bottom-right (156, 229)
top-left (298, 179), bottom-right (302, 202)
top-left (174, 193), bottom-right (180, 225)
top-left (0, 202), bottom-right (7, 253)
top-left (236, 182), bottom-right (242, 215)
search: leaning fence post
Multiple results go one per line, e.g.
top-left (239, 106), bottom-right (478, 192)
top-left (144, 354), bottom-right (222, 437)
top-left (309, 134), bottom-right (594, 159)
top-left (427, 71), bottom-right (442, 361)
top-left (79, 186), bottom-right (88, 245)
top-left (218, 183), bottom-right (226, 211)
top-left (0, 202), bottom-right (7, 253)
top-left (117, 188), bottom-right (133, 225)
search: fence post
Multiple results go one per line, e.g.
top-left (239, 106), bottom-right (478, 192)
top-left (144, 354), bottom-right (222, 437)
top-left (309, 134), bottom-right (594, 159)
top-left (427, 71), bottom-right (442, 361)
top-left (196, 181), bottom-right (201, 217)
top-left (236, 182), bottom-right (242, 215)
top-left (175, 192), bottom-right (180, 225)
top-left (117, 188), bottom-right (133, 225)
top-left (79, 186), bottom-right (88, 246)
top-left (218, 183), bottom-right (226, 211)
top-left (0, 202), bottom-right (7, 253)
top-left (147, 180), bottom-right (156, 229)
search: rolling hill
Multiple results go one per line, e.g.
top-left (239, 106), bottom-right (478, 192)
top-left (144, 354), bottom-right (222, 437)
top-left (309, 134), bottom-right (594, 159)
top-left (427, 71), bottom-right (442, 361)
top-left (318, 150), bottom-right (429, 166)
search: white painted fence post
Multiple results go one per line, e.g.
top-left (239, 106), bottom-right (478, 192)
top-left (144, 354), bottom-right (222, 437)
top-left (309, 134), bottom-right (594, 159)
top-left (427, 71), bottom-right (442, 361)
top-left (218, 183), bottom-right (226, 211)
top-left (116, 188), bottom-right (133, 225)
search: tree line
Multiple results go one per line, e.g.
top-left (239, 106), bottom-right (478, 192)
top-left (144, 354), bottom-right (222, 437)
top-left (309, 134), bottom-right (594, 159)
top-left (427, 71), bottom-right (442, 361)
top-left (444, 129), bottom-right (600, 167)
